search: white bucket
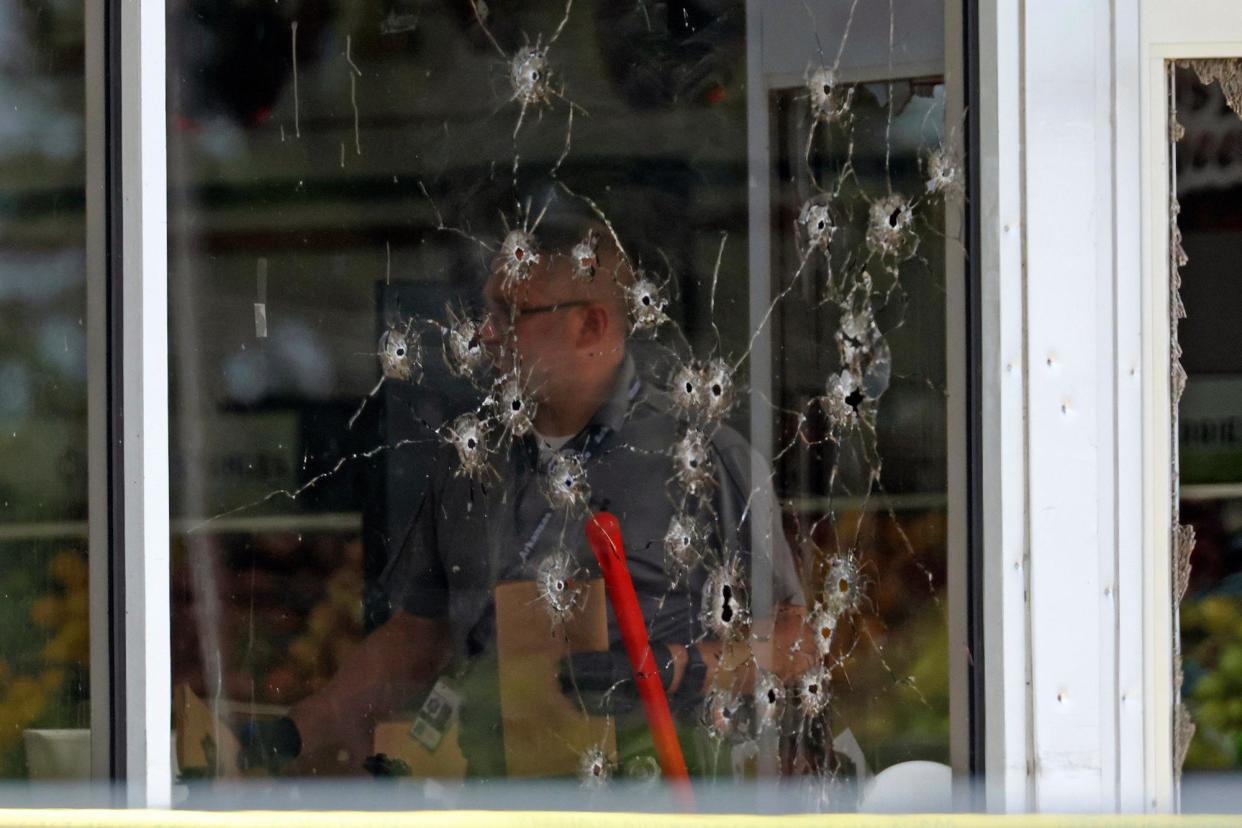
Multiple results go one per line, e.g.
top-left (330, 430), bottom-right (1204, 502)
top-left (22, 728), bottom-right (91, 780)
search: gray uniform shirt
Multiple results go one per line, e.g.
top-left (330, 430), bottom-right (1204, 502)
top-left (393, 352), bottom-right (804, 652)
top-left (387, 352), bottom-right (803, 775)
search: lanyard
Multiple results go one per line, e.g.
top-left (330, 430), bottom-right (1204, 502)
top-left (517, 376), bottom-right (641, 565)
top-left (517, 425), bottom-right (609, 565)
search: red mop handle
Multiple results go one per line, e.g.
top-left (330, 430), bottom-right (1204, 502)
top-left (585, 512), bottom-right (692, 798)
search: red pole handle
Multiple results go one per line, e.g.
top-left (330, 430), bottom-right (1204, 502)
top-left (585, 512), bottom-right (693, 806)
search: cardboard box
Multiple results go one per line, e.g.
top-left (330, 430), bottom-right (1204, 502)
top-left (494, 578), bottom-right (615, 777)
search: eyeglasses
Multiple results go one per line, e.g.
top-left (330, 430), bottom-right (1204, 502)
top-left (483, 299), bottom-right (593, 330)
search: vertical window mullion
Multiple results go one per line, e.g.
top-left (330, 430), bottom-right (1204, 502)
top-left (85, 0), bottom-right (111, 786)
top-left (97, 0), bottom-right (173, 807)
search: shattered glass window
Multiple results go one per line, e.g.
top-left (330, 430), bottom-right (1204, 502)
top-left (0, 0), bottom-right (91, 780)
top-left (1172, 60), bottom-right (1242, 778)
top-left (166, 0), bottom-right (963, 809)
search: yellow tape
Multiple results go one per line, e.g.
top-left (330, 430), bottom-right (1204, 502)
top-left (0, 812), bottom-right (1236, 828)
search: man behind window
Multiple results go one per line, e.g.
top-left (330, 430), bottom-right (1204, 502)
top-left (246, 212), bottom-right (811, 778)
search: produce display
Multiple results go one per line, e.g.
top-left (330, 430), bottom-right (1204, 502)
top-left (825, 508), bottom-right (950, 769)
top-left (171, 531), bottom-right (365, 715)
top-left (1182, 593), bottom-right (1242, 769)
top-left (168, 504), bottom-right (948, 780)
top-left (0, 546), bottom-right (90, 777)
top-left (1178, 497), bottom-right (1242, 771)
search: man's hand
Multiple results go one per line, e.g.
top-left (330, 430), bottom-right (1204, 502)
top-left (287, 610), bottom-right (450, 766)
top-left (558, 643), bottom-right (705, 715)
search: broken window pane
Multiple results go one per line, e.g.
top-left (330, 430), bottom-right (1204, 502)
top-left (1172, 61), bottom-right (1242, 779)
top-left (166, 0), bottom-right (962, 810)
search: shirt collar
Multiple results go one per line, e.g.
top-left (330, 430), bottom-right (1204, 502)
top-left (515, 353), bottom-right (638, 467)
top-left (586, 351), bottom-right (638, 436)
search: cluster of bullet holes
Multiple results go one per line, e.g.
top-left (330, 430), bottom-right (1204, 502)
top-left (204, 1), bottom-right (964, 796)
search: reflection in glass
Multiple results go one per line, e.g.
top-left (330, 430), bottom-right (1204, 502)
top-left (0, 0), bottom-right (90, 780)
top-left (772, 77), bottom-right (952, 768)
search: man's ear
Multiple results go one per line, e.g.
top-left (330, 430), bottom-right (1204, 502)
top-left (576, 303), bottom-right (609, 349)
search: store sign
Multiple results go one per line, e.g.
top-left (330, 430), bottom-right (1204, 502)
top-left (0, 417), bottom-right (87, 522)
top-left (1177, 76), bottom-right (1242, 195)
top-left (172, 411), bottom-right (301, 518)
top-left (1180, 375), bottom-right (1242, 485)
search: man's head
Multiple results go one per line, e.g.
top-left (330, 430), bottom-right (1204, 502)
top-left (480, 220), bottom-right (633, 409)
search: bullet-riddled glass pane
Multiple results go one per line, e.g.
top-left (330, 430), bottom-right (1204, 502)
top-left (166, 1), bottom-right (962, 810)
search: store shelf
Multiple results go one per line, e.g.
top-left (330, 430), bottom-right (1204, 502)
top-left (0, 512), bottom-right (363, 543)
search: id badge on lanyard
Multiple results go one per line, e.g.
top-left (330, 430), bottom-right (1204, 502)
top-left (409, 676), bottom-right (462, 751)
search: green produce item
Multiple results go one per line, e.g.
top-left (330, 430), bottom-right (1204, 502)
top-left (1183, 594), bottom-right (1242, 769)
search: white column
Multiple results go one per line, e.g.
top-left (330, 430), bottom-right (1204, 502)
top-left (976, 0), bottom-right (1032, 813)
top-left (1111, 0), bottom-right (1149, 813)
top-left (980, 0), bottom-right (1165, 812)
top-left (1022, 0), bottom-right (1115, 811)
top-left (120, 0), bottom-right (171, 808)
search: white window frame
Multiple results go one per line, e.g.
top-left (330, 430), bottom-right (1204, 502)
top-left (74, 0), bottom-right (1242, 813)
top-left (88, 0), bottom-right (980, 809)
top-left (1140, 0), bottom-right (1242, 813)
top-left (85, 0), bottom-right (171, 808)
top-left (744, 0), bottom-right (978, 784)
top-left (978, 0), bottom-right (1242, 814)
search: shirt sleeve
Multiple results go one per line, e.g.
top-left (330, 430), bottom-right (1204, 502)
top-left (389, 470), bottom-right (450, 619)
top-left (712, 437), bottom-right (806, 609)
